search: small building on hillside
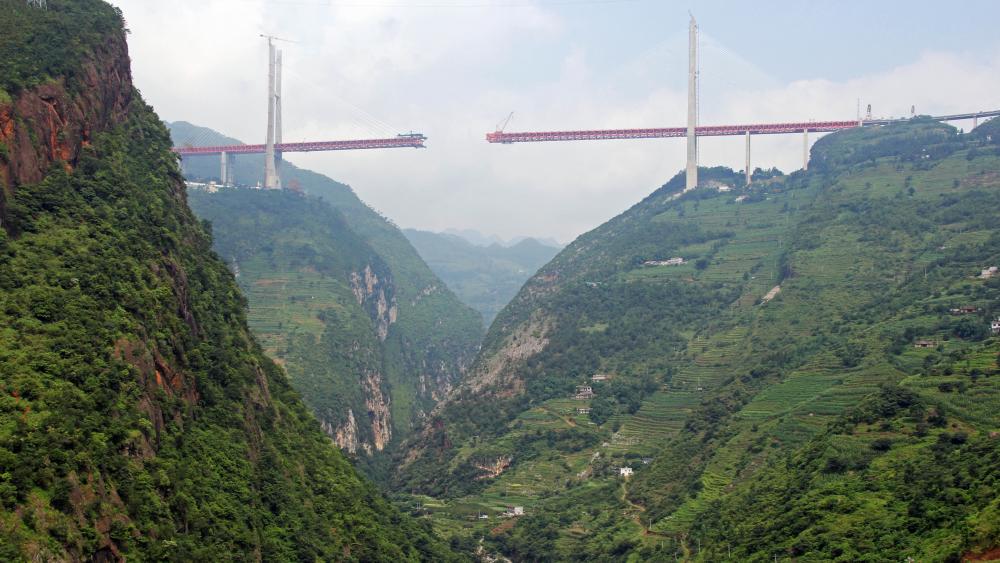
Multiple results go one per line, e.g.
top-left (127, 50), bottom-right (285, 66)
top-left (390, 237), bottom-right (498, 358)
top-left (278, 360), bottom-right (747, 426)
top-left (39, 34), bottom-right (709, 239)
top-left (914, 340), bottom-right (937, 349)
top-left (619, 467), bottom-right (634, 478)
top-left (503, 506), bottom-right (525, 517)
top-left (643, 257), bottom-right (685, 267)
top-left (950, 306), bottom-right (979, 315)
top-left (577, 407), bottom-right (591, 414)
top-left (992, 319), bottom-right (1000, 335)
top-left (980, 266), bottom-right (998, 279)
top-left (591, 374), bottom-right (610, 382)
top-left (575, 385), bottom-right (595, 400)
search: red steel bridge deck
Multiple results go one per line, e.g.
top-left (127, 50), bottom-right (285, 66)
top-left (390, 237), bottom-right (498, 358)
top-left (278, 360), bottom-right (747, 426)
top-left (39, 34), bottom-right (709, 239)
top-left (173, 134), bottom-right (426, 156)
top-left (485, 110), bottom-right (1000, 144)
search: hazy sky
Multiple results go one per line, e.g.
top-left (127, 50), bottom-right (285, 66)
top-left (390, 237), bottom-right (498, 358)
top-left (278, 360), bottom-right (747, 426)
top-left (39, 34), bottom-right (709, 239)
top-left (113, 0), bottom-right (1000, 243)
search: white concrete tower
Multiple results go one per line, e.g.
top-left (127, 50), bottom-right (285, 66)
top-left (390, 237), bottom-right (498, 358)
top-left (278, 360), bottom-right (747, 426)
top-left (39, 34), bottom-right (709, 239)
top-left (685, 15), bottom-right (699, 191)
top-left (275, 49), bottom-right (283, 175)
top-left (264, 38), bottom-right (279, 189)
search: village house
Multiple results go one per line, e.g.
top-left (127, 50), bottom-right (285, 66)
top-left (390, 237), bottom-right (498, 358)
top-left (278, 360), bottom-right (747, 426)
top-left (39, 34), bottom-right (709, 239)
top-left (992, 319), bottom-right (1000, 335)
top-left (914, 340), bottom-right (937, 349)
top-left (643, 257), bottom-right (685, 267)
top-left (590, 374), bottom-right (610, 382)
top-left (950, 306), bottom-right (979, 315)
top-left (503, 506), bottom-right (525, 517)
top-left (980, 266), bottom-right (998, 279)
top-left (618, 467), bottom-right (634, 478)
top-left (575, 385), bottom-right (595, 400)
top-left (577, 407), bottom-right (591, 414)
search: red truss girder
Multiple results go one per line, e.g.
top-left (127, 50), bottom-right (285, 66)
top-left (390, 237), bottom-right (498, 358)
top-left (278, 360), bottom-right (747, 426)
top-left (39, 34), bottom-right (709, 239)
top-left (486, 121), bottom-right (861, 144)
top-left (173, 136), bottom-right (426, 156)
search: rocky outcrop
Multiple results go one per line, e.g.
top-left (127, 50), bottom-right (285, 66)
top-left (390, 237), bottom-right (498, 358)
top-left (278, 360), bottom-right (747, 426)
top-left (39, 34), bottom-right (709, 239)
top-left (474, 455), bottom-right (513, 480)
top-left (330, 408), bottom-right (360, 454)
top-left (464, 313), bottom-right (552, 396)
top-left (350, 264), bottom-right (398, 341)
top-left (362, 370), bottom-right (392, 452)
top-left (0, 31), bottom-right (133, 229)
top-left (325, 370), bottom-right (392, 455)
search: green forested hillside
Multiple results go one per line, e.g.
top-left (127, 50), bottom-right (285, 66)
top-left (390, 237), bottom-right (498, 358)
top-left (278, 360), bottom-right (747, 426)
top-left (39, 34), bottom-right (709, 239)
top-left (403, 229), bottom-right (561, 324)
top-left (0, 1), bottom-right (460, 560)
top-left (187, 188), bottom-right (482, 476)
top-left (397, 119), bottom-right (1000, 561)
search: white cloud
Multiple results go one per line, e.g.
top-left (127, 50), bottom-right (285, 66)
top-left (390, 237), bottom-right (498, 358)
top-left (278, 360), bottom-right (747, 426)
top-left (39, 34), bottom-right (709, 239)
top-left (114, 1), bottom-right (1000, 243)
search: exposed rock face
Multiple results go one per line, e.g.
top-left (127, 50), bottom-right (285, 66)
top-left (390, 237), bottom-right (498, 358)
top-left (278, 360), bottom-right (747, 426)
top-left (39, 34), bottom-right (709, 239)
top-left (466, 313), bottom-right (551, 396)
top-left (363, 370), bottom-right (392, 452)
top-left (331, 408), bottom-right (360, 454)
top-left (0, 32), bottom-right (132, 228)
top-left (474, 455), bottom-right (513, 480)
top-left (326, 371), bottom-right (392, 454)
top-left (350, 264), bottom-right (398, 341)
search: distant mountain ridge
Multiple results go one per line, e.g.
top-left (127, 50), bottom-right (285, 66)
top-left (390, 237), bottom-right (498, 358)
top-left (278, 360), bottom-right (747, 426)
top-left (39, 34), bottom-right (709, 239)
top-left (442, 227), bottom-right (562, 249)
top-left (404, 228), bottom-right (561, 323)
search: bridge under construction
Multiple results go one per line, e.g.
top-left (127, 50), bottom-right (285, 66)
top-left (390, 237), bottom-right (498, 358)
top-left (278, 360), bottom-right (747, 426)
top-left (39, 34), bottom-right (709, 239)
top-left (484, 16), bottom-right (1000, 188)
top-left (175, 17), bottom-right (998, 191)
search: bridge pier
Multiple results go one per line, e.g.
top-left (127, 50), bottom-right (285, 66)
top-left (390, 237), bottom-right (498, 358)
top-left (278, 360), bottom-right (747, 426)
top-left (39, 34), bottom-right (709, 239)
top-left (685, 15), bottom-right (698, 191)
top-left (220, 151), bottom-right (234, 186)
top-left (802, 128), bottom-right (809, 171)
top-left (745, 131), bottom-right (751, 186)
top-left (974, 115), bottom-right (979, 130)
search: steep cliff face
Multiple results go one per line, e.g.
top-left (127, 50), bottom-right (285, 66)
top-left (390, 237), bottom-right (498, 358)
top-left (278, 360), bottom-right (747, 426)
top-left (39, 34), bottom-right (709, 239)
top-left (0, 1), bottom-right (460, 560)
top-left (0, 28), bottom-right (131, 227)
top-left (351, 264), bottom-right (399, 341)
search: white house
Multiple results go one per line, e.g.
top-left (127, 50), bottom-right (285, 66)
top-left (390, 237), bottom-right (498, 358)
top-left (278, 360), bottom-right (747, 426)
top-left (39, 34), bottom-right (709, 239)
top-left (503, 506), bottom-right (524, 517)
top-left (591, 374), bottom-right (610, 382)
top-left (643, 257), bottom-right (685, 267)
top-left (992, 318), bottom-right (1000, 335)
top-left (981, 266), bottom-right (998, 279)
top-left (619, 467), bottom-right (634, 478)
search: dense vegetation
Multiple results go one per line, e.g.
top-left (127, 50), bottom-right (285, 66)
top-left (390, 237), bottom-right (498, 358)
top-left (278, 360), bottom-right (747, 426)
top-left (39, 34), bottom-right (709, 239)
top-left (0, 0), bottom-right (122, 98)
top-left (403, 228), bottom-right (560, 324)
top-left (398, 119), bottom-right (1000, 561)
top-left (0, 1), bottom-right (461, 560)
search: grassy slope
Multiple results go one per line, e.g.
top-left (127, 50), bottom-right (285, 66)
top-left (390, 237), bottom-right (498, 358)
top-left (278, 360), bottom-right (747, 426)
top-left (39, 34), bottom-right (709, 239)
top-left (0, 2), bottom-right (461, 560)
top-left (403, 229), bottom-right (561, 324)
top-left (401, 120), bottom-right (1000, 561)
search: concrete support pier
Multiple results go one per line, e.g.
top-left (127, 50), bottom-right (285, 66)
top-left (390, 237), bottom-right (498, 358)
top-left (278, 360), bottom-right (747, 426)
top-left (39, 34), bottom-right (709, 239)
top-left (802, 128), bottom-right (809, 171)
top-left (685, 15), bottom-right (698, 191)
top-left (745, 131), bottom-right (751, 186)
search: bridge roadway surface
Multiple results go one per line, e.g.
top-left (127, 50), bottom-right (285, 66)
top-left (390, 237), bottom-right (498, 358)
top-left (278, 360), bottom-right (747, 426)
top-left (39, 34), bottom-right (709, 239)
top-left (170, 110), bottom-right (1000, 154)
top-left (484, 109), bottom-right (1000, 144)
top-left (172, 135), bottom-right (426, 156)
